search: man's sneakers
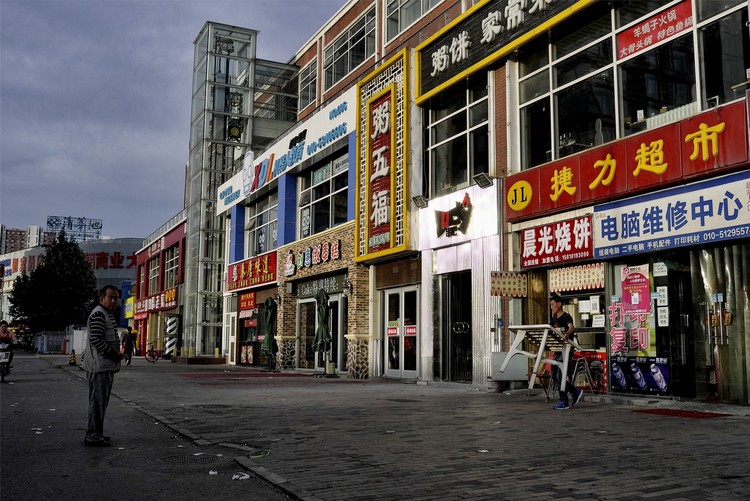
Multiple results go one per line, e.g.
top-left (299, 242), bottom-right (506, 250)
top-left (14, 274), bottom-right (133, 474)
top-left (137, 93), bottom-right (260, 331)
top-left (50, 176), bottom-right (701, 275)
top-left (553, 389), bottom-right (584, 410)
top-left (553, 400), bottom-right (569, 410)
top-left (572, 388), bottom-right (584, 407)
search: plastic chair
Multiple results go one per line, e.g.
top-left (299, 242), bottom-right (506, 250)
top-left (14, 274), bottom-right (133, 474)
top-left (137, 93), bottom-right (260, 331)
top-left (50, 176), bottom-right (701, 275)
top-left (572, 356), bottom-right (596, 395)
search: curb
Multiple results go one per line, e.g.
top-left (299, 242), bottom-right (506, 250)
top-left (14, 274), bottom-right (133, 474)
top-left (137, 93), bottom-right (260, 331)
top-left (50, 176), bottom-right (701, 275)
top-left (46, 355), bottom-right (304, 500)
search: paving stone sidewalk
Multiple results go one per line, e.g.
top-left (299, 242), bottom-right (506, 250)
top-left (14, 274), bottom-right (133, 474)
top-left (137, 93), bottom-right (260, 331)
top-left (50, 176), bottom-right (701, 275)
top-left (49, 355), bottom-right (750, 501)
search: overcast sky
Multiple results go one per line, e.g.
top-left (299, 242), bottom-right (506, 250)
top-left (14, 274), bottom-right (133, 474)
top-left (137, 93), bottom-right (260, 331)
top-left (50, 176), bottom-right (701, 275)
top-left (0, 0), bottom-right (342, 239)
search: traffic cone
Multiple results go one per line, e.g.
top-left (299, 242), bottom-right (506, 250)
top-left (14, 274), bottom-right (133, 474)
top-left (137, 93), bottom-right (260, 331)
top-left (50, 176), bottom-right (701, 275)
top-left (69, 350), bottom-right (77, 366)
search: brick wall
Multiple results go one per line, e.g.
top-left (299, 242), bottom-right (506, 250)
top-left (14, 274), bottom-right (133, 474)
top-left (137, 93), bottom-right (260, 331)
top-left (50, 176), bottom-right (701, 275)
top-left (275, 221), bottom-right (371, 377)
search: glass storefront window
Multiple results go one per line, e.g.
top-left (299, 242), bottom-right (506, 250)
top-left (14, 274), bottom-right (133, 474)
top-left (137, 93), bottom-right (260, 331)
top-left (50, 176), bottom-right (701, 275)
top-left (424, 73), bottom-right (489, 197)
top-left (556, 70), bottom-right (615, 157)
top-left (700, 7), bottom-right (750, 106)
top-left (245, 191), bottom-right (278, 257)
top-left (621, 34), bottom-right (695, 137)
top-left (695, 0), bottom-right (745, 22)
top-left (299, 153), bottom-right (348, 239)
top-left (605, 244), bottom-right (750, 404)
top-left (515, 0), bottom-right (747, 170)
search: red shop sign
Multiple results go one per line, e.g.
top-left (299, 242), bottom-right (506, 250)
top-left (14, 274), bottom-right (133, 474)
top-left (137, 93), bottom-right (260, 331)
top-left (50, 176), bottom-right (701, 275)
top-left (506, 100), bottom-right (747, 222)
top-left (521, 215), bottom-right (593, 269)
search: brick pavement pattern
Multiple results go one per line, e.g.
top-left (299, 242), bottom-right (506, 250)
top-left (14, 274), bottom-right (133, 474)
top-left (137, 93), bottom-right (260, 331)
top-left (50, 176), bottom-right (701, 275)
top-left (52, 356), bottom-right (750, 501)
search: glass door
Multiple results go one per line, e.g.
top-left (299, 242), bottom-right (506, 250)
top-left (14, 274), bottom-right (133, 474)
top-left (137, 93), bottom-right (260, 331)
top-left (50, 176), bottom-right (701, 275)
top-left (383, 286), bottom-right (419, 379)
top-left (692, 245), bottom-right (750, 404)
top-left (297, 294), bottom-right (347, 372)
top-left (297, 299), bottom-right (316, 369)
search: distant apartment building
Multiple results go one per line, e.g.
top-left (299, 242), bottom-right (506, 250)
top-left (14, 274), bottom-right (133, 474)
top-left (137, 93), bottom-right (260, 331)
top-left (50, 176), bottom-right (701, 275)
top-left (0, 225), bottom-right (56, 253)
top-left (0, 226), bottom-right (27, 253)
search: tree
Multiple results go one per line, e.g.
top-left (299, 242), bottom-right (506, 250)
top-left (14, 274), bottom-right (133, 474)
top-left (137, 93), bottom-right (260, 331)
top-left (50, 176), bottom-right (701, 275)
top-left (8, 231), bottom-right (98, 331)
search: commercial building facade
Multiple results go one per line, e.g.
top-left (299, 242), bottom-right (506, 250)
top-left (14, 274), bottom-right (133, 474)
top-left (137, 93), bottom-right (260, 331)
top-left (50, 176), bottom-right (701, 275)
top-left (158, 0), bottom-right (750, 407)
top-left (133, 212), bottom-right (186, 359)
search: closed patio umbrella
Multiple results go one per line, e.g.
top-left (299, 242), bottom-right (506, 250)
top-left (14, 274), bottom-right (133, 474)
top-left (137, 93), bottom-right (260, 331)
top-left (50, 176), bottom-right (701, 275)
top-left (313, 289), bottom-right (331, 368)
top-left (261, 296), bottom-right (277, 370)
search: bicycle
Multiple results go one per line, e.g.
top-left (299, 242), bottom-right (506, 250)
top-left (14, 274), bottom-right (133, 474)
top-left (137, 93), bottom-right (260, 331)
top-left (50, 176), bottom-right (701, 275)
top-left (145, 342), bottom-right (160, 363)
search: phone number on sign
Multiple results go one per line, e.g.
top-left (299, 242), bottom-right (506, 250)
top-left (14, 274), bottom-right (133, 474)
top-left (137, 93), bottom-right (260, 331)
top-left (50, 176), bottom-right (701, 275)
top-left (705, 226), bottom-right (750, 241)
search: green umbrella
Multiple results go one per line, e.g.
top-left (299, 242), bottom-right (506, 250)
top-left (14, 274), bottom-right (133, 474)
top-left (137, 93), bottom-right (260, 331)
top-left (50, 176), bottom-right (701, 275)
top-left (313, 288), bottom-right (331, 354)
top-left (261, 296), bottom-right (277, 360)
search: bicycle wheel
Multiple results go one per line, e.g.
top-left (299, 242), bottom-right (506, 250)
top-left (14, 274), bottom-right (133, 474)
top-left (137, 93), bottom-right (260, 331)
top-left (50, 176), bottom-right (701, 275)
top-left (145, 350), bottom-right (157, 363)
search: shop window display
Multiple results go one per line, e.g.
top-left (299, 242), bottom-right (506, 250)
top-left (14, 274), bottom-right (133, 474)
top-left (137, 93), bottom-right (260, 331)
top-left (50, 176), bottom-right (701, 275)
top-left (605, 246), bottom-right (750, 404)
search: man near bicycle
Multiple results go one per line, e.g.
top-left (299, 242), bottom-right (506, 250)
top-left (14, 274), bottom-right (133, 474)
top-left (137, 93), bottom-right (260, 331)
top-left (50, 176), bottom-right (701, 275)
top-left (82, 285), bottom-right (125, 447)
top-left (549, 293), bottom-right (583, 411)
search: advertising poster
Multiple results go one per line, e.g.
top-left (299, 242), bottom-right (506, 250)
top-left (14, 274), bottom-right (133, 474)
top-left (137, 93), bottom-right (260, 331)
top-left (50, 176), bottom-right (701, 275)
top-left (621, 264), bottom-right (651, 314)
top-left (608, 297), bottom-right (656, 357)
top-left (610, 356), bottom-right (670, 395)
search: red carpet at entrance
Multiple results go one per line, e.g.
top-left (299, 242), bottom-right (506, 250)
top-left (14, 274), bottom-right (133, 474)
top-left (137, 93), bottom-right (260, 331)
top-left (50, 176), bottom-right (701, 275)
top-left (633, 409), bottom-right (731, 419)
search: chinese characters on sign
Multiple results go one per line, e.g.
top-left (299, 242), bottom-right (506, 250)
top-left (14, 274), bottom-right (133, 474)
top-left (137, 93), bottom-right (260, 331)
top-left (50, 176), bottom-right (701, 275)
top-left (620, 265), bottom-right (651, 314)
top-left (505, 100), bottom-right (748, 222)
top-left (435, 193), bottom-right (473, 237)
top-left (490, 272), bottom-right (528, 297)
top-left (284, 240), bottom-right (342, 277)
top-left (46, 215), bottom-right (102, 242)
top-left (2, 251), bottom-right (136, 279)
top-left (548, 262), bottom-right (604, 292)
top-left (227, 252), bottom-right (278, 291)
top-left (418, 0), bottom-right (567, 101)
top-left (368, 92), bottom-right (393, 254)
top-left (609, 298), bottom-right (653, 355)
top-left (594, 169), bottom-right (750, 258)
top-left (297, 275), bottom-right (346, 299)
top-left (85, 252), bottom-right (137, 271)
top-left (521, 216), bottom-right (593, 268)
top-left (239, 292), bottom-right (256, 311)
top-left (616, 0), bottom-right (692, 60)
top-left (135, 287), bottom-right (178, 318)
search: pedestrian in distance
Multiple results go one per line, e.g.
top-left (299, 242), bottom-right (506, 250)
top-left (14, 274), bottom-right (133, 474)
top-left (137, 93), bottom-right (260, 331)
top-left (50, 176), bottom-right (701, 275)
top-left (122, 326), bottom-right (136, 366)
top-left (82, 285), bottom-right (125, 447)
top-left (549, 293), bottom-right (583, 410)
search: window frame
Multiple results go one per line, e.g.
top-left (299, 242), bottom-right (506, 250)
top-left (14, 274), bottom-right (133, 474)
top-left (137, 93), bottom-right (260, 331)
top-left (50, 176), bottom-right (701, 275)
top-left (163, 244), bottom-right (179, 289)
top-left (513, 1), bottom-right (748, 171)
top-left (298, 59), bottom-right (317, 111)
top-left (424, 73), bottom-right (490, 198)
top-left (386, 0), bottom-right (441, 42)
top-left (323, 7), bottom-right (376, 90)
top-left (298, 153), bottom-right (349, 239)
top-left (147, 257), bottom-right (159, 296)
top-left (245, 191), bottom-right (279, 258)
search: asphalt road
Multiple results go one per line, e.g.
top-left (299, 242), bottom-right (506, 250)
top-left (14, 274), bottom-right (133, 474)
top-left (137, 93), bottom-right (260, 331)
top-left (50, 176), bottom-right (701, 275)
top-left (3, 351), bottom-right (750, 501)
top-left (0, 351), bottom-right (290, 501)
